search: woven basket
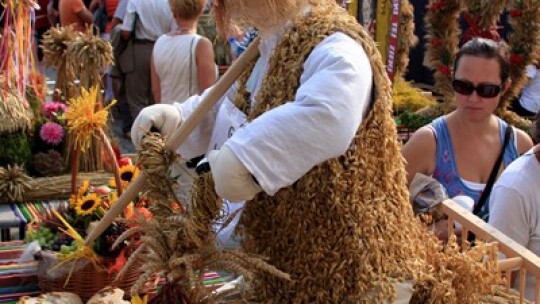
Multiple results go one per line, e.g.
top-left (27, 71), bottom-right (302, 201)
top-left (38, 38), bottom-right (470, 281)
top-left (37, 250), bottom-right (141, 301)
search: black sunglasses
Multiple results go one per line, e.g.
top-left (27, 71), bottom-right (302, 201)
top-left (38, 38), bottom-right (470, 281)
top-left (452, 79), bottom-right (503, 98)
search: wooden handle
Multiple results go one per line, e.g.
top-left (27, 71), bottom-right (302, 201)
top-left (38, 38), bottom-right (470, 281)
top-left (84, 38), bottom-right (261, 246)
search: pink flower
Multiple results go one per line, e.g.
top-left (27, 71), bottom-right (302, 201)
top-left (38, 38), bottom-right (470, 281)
top-left (42, 102), bottom-right (67, 118)
top-left (40, 122), bottom-right (65, 145)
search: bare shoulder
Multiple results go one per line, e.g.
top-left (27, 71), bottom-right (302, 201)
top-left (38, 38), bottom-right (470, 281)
top-left (402, 125), bottom-right (437, 184)
top-left (514, 127), bottom-right (534, 154)
top-left (402, 126), bottom-right (437, 156)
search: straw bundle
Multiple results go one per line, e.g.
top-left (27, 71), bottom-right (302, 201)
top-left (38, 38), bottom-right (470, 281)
top-left (117, 133), bottom-right (288, 302)
top-left (67, 28), bottom-right (114, 89)
top-left (0, 171), bottom-right (112, 204)
top-left (41, 26), bottom-right (79, 101)
top-left (395, 0), bottom-right (418, 78)
top-left (0, 80), bottom-right (33, 134)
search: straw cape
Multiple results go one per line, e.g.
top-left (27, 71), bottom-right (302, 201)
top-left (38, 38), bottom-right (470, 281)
top-left (0, 77), bottom-right (33, 134)
top-left (190, 4), bottom-right (521, 303)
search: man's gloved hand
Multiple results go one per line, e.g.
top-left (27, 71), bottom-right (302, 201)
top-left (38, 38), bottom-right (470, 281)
top-left (131, 104), bottom-right (182, 147)
top-left (200, 146), bottom-right (262, 202)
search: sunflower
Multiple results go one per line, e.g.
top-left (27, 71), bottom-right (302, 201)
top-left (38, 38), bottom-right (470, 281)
top-left (64, 86), bottom-right (116, 151)
top-left (69, 180), bottom-right (91, 207)
top-left (75, 193), bottom-right (101, 216)
top-left (108, 164), bottom-right (139, 189)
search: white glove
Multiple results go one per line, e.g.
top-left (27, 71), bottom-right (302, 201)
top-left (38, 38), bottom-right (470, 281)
top-left (207, 146), bottom-right (262, 201)
top-left (131, 104), bottom-right (182, 147)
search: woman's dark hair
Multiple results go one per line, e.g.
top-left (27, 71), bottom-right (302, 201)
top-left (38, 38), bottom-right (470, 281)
top-left (453, 38), bottom-right (510, 83)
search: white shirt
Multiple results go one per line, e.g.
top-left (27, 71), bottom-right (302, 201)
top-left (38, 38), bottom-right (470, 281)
top-left (153, 34), bottom-right (201, 103)
top-left (489, 149), bottom-right (540, 301)
top-left (175, 29), bottom-right (373, 196)
top-left (121, 0), bottom-right (176, 41)
top-left (114, 0), bottom-right (128, 20)
top-left (520, 65), bottom-right (540, 114)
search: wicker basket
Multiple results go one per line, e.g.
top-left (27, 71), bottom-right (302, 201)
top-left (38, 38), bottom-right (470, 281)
top-left (37, 250), bottom-right (141, 301)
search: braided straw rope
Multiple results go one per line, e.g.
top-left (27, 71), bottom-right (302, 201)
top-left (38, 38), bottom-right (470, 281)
top-left (191, 4), bottom-right (523, 303)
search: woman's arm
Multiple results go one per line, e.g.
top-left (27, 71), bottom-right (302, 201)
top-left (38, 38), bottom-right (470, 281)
top-left (195, 37), bottom-right (217, 94)
top-left (401, 126), bottom-right (438, 186)
top-left (150, 55), bottom-right (161, 103)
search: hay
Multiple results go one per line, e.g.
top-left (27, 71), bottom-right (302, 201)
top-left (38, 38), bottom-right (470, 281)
top-left (0, 78), bottom-right (33, 134)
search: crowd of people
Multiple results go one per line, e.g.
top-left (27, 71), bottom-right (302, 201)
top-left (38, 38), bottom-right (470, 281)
top-left (32, 0), bottom-right (540, 301)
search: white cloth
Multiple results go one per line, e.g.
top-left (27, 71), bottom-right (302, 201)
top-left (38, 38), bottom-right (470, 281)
top-left (121, 0), bottom-right (176, 41)
top-left (113, 0), bottom-right (127, 20)
top-left (175, 31), bottom-right (373, 195)
top-left (207, 146), bottom-right (262, 202)
top-left (519, 65), bottom-right (540, 114)
top-left (153, 34), bottom-right (202, 103)
top-left (489, 148), bottom-right (540, 301)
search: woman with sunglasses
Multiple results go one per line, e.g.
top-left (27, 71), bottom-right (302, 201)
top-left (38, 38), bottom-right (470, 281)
top-left (403, 38), bottom-right (533, 226)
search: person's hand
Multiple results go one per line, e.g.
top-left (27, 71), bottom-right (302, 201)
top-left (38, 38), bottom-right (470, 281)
top-left (131, 104), bottom-right (181, 147)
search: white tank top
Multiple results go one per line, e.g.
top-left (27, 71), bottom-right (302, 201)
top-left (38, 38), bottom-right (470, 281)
top-left (153, 34), bottom-right (201, 103)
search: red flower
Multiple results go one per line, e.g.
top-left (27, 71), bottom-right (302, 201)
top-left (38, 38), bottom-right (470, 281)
top-left (438, 65), bottom-right (451, 76)
top-left (431, 38), bottom-right (442, 47)
top-left (509, 54), bottom-right (524, 64)
top-left (430, 1), bottom-right (445, 12)
top-left (509, 9), bottom-right (523, 17)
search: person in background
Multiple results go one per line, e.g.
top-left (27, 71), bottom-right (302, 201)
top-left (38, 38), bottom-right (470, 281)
top-left (509, 63), bottom-right (540, 117)
top-left (119, 0), bottom-right (175, 138)
top-left (489, 112), bottom-right (540, 301)
top-left (47, 0), bottom-right (59, 26)
top-left (151, 0), bottom-right (216, 103)
top-left (111, 0), bottom-right (127, 28)
top-left (35, 0), bottom-right (51, 62)
top-left (58, 0), bottom-right (93, 32)
top-left (402, 38), bottom-right (533, 228)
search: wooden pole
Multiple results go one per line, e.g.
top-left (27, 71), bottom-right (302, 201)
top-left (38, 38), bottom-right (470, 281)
top-left (84, 38), bottom-right (261, 246)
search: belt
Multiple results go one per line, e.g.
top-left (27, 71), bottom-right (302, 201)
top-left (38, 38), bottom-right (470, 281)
top-left (133, 38), bottom-right (155, 44)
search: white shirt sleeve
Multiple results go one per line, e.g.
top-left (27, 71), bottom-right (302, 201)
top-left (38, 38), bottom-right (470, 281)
top-left (174, 87), bottom-right (224, 158)
top-left (489, 184), bottom-right (531, 247)
top-left (526, 64), bottom-right (537, 79)
top-left (226, 33), bottom-right (373, 195)
top-left (120, 0), bottom-right (136, 32)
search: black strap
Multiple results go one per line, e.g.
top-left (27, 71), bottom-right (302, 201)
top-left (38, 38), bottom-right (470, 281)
top-left (472, 126), bottom-right (513, 216)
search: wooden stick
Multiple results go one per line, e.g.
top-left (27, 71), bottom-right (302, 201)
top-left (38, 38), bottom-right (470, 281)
top-left (84, 38), bottom-right (261, 246)
top-left (98, 127), bottom-right (123, 195)
top-left (70, 147), bottom-right (79, 195)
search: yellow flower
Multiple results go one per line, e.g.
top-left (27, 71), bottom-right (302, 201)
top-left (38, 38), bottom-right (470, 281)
top-left (108, 165), bottom-right (139, 189)
top-left (131, 294), bottom-right (148, 304)
top-left (108, 191), bottom-right (118, 205)
top-left (78, 180), bottom-right (90, 197)
top-left (75, 193), bottom-right (101, 216)
top-left (64, 86), bottom-right (116, 151)
top-left (69, 180), bottom-right (91, 207)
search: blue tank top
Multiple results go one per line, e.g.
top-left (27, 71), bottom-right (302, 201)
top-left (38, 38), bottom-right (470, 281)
top-left (431, 117), bottom-right (519, 220)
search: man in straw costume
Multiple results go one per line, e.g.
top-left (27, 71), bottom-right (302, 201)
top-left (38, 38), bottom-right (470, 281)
top-left (131, 0), bottom-right (514, 303)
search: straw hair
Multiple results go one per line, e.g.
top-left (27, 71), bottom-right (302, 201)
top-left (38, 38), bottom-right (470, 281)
top-left (213, 0), bottom-right (334, 37)
top-left (168, 0), bottom-right (205, 20)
